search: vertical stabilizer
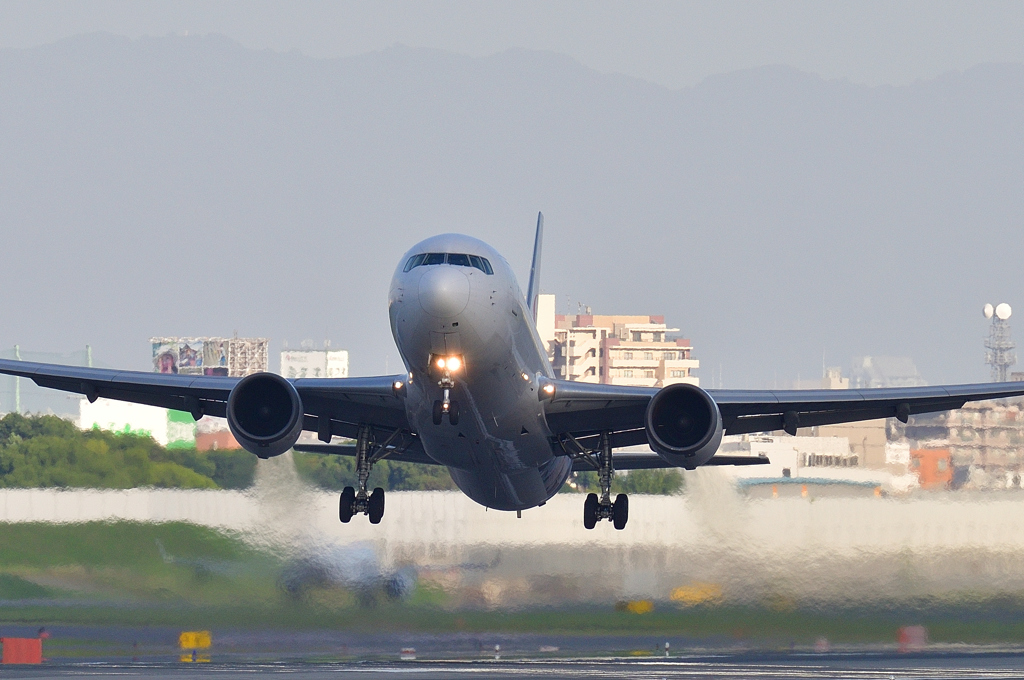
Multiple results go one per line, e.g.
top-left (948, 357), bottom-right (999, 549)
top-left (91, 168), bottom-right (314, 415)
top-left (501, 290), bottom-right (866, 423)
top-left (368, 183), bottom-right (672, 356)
top-left (527, 212), bottom-right (543, 316)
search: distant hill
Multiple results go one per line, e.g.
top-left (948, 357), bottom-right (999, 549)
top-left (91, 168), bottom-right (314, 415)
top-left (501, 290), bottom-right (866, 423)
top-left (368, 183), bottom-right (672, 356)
top-left (1, 34), bottom-right (1021, 387)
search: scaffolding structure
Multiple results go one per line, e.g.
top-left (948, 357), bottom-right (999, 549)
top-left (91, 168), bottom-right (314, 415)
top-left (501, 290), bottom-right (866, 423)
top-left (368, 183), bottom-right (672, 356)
top-left (226, 336), bottom-right (269, 377)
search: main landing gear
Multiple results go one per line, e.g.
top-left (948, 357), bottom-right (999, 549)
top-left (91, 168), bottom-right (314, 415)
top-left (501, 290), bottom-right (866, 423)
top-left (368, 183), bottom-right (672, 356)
top-left (338, 424), bottom-right (396, 525)
top-left (432, 365), bottom-right (460, 425)
top-left (564, 431), bottom-right (628, 530)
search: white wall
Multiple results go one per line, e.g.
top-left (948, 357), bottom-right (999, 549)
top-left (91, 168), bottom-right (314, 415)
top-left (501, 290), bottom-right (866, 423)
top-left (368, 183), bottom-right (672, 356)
top-left (78, 398), bottom-right (170, 445)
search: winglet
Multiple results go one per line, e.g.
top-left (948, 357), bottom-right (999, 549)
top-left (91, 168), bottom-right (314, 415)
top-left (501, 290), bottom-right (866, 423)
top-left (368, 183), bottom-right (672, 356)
top-left (526, 212), bottom-right (543, 315)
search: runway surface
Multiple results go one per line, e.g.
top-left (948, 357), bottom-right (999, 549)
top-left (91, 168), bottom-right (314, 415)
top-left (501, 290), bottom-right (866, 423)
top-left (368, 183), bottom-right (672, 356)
top-left (4, 652), bottom-right (1024, 679)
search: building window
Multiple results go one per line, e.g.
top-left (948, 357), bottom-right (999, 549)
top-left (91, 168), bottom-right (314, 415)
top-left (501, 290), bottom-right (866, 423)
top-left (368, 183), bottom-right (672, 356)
top-left (623, 370), bottom-right (633, 378)
top-left (644, 352), bottom-right (654, 361)
top-left (654, 333), bottom-right (663, 342)
top-left (644, 370), bottom-right (654, 378)
top-left (670, 370), bottom-right (683, 378)
top-left (632, 332), bottom-right (642, 341)
top-left (623, 351), bottom-right (633, 360)
top-left (664, 351), bottom-right (675, 360)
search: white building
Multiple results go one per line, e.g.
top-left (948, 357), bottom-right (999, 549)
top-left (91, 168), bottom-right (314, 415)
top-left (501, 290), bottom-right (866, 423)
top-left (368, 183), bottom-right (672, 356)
top-left (79, 398), bottom-right (195, 448)
top-left (716, 434), bottom-right (918, 493)
top-left (280, 348), bottom-right (349, 379)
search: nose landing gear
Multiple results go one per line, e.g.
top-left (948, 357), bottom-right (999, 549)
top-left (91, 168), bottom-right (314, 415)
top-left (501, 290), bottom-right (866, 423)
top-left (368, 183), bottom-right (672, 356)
top-left (338, 424), bottom-right (399, 525)
top-left (432, 369), bottom-right (460, 425)
top-left (565, 431), bottom-right (628, 530)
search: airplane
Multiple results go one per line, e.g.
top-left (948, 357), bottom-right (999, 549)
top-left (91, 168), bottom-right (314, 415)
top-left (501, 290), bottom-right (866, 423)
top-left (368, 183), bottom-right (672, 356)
top-left (3, 213), bottom-right (1024, 530)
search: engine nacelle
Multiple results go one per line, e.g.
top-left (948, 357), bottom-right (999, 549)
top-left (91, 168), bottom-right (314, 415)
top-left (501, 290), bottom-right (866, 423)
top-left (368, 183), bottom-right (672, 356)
top-left (645, 383), bottom-right (724, 469)
top-left (227, 372), bottom-right (304, 459)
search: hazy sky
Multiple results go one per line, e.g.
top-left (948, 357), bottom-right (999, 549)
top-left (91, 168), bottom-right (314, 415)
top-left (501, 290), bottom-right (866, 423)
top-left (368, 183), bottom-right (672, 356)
top-left (2, 3), bottom-right (1023, 392)
top-left (2, 0), bottom-right (1024, 88)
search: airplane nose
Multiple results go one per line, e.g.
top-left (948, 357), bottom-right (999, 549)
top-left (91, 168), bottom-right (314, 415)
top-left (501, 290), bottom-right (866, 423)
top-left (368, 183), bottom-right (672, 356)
top-left (418, 266), bottom-right (471, 318)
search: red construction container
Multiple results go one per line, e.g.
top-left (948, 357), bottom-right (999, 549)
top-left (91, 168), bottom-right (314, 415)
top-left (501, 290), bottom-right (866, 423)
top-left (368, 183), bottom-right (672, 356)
top-left (910, 448), bottom-right (953, 489)
top-left (1, 637), bottom-right (43, 664)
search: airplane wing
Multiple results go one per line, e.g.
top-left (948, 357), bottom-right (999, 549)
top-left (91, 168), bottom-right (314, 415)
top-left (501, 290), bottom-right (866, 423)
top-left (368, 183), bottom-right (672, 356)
top-left (543, 378), bottom-right (1024, 459)
top-left (0, 359), bottom-right (411, 439)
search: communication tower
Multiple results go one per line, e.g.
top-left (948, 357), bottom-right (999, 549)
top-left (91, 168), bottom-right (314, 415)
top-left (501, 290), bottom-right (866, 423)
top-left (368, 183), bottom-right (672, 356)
top-left (984, 303), bottom-right (1016, 382)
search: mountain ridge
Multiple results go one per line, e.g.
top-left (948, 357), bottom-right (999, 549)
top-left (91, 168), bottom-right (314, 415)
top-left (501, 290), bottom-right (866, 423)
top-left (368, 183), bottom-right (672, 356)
top-left (0, 33), bottom-right (1021, 389)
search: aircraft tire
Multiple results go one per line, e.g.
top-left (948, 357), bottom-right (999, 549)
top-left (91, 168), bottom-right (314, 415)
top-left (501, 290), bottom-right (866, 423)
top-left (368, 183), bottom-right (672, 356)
top-left (612, 494), bottom-right (628, 530)
top-left (368, 487), bottom-right (385, 524)
top-left (583, 493), bottom-right (599, 530)
top-left (432, 400), bottom-right (443, 425)
top-left (448, 400), bottom-right (460, 426)
top-left (339, 486), bottom-right (356, 523)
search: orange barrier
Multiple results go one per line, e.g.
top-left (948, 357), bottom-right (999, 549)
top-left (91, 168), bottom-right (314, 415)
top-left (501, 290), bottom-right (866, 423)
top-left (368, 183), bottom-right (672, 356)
top-left (1, 637), bottom-right (42, 664)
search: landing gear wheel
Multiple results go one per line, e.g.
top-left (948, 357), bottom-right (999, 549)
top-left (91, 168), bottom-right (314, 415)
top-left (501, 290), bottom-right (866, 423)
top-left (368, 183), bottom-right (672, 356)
top-left (339, 486), bottom-right (356, 523)
top-left (583, 493), bottom-right (599, 530)
top-left (432, 400), bottom-right (443, 425)
top-left (612, 493), bottom-right (629, 530)
top-left (448, 400), bottom-right (460, 426)
top-left (368, 487), bottom-right (385, 524)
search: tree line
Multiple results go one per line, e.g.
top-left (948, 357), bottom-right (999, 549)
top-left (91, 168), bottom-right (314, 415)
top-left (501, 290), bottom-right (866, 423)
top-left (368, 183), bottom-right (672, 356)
top-left (0, 413), bottom-right (254, 489)
top-left (0, 413), bottom-right (683, 494)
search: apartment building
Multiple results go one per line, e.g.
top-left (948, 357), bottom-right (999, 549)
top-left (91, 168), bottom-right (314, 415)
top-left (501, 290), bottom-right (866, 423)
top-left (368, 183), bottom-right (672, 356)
top-left (535, 294), bottom-right (698, 387)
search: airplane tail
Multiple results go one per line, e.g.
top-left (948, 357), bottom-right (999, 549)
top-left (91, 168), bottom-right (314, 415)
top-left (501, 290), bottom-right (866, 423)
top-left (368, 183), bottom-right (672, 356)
top-left (526, 212), bottom-right (543, 316)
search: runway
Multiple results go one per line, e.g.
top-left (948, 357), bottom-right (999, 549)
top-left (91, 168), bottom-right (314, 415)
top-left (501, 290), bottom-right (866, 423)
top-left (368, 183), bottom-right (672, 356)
top-left (4, 652), bottom-right (1024, 679)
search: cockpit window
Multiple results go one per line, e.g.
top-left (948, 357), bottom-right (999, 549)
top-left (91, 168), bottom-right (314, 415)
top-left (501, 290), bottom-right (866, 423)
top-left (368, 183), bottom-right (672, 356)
top-left (403, 253), bottom-right (426, 272)
top-left (469, 255), bottom-right (493, 274)
top-left (403, 252), bottom-right (494, 274)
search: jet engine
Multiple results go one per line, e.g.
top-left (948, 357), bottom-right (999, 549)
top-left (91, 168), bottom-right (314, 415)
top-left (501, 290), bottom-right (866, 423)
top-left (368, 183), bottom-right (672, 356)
top-left (645, 383), bottom-right (723, 469)
top-left (227, 372), bottom-right (304, 459)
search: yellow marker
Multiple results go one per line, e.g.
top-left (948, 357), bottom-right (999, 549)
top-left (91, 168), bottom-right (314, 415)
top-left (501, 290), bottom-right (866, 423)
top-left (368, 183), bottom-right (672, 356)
top-left (625, 600), bottom-right (654, 614)
top-left (671, 582), bottom-right (723, 606)
top-left (179, 631), bottom-right (212, 650)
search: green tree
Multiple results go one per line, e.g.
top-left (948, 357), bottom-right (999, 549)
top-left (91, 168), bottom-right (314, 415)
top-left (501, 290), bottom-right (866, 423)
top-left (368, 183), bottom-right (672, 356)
top-left (205, 449), bottom-right (258, 489)
top-left (562, 468), bottom-right (684, 495)
top-left (0, 412), bottom-right (77, 443)
top-left (0, 413), bottom-right (253, 490)
top-left (292, 452), bottom-right (456, 491)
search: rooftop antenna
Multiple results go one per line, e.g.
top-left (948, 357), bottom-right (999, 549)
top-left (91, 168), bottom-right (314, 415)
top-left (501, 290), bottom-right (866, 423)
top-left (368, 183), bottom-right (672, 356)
top-left (984, 303), bottom-right (1016, 382)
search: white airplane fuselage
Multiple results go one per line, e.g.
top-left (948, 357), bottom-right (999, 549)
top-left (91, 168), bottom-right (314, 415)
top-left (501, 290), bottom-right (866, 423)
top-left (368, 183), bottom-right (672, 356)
top-left (388, 234), bottom-right (571, 511)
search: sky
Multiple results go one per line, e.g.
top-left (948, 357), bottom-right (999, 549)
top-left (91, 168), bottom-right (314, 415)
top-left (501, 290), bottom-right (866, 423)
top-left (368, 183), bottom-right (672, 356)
top-left (1, 0), bottom-right (1024, 89)
top-left (1, 2), bottom-right (1023, 393)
